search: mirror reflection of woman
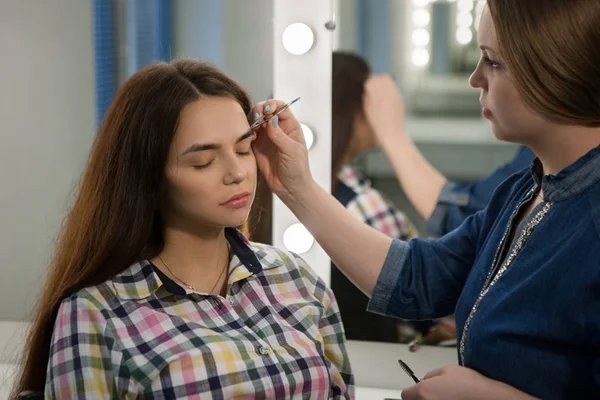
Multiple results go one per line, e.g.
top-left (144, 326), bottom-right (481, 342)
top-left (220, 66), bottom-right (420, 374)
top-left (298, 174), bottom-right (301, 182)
top-left (251, 1), bottom-right (600, 398)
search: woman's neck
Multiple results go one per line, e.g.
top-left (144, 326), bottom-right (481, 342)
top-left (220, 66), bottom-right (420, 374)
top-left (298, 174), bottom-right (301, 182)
top-left (155, 224), bottom-right (230, 286)
top-left (528, 126), bottom-right (600, 176)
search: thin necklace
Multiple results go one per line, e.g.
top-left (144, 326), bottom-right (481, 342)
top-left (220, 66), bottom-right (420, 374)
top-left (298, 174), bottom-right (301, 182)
top-left (159, 243), bottom-right (230, 295)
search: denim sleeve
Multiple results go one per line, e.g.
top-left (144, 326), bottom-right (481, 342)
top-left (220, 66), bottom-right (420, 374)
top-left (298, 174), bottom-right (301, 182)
top-left (426, 146), bottom-right (535, 237)
top-left (368, 209), bottom-right (485, 320)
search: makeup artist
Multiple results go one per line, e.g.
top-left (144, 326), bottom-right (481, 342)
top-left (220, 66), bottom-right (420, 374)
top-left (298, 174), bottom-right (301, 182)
top-left (250, 0), bottom-right (600, 399)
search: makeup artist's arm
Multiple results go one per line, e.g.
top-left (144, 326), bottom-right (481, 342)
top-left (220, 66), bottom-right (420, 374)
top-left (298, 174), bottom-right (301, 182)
top-left (401, 365), bottom-right (540, 400)
top-left (251, 101), bottom-right (480, 311)
top-left (252, 101), bottom-right (391, 296)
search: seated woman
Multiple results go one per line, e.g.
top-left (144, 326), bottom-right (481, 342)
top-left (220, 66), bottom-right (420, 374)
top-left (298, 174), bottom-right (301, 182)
top-left (330, 52), bottom-right (420, 343)
top-left (12, 59), bottom-right (353, 399)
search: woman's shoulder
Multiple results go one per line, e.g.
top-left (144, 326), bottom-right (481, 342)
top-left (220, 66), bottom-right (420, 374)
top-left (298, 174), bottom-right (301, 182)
top-left (249, 241), bottom-right (310, 273)
top-left (58, 282), bottom-right (115, 314)
top-left (58, 262), bottom-right (147, 315)
top-left (248, 241), bottom-right (329, 292)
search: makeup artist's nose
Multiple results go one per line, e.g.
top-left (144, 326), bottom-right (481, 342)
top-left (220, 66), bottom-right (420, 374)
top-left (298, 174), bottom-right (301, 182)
top-left (469, 60), bottom-right (487, 90)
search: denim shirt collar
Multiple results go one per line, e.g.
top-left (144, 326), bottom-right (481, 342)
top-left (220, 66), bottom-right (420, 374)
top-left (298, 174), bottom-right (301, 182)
top-left (531, 145), bottom-right (600, 202)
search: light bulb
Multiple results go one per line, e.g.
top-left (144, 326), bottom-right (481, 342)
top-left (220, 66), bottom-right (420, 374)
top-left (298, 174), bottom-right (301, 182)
top-left (412, 29), bottom-right (430, 47)
top-left (412, 48), bottom-right (430, 67)
top-left (457, 0), bottom-right (474, 12)
top-left (456, 11), bottom-right (474, 28)
top-left (412, 0), bottom-right (431, 7)
top-left (300, 123), bottom-right (315, 150)
top-left (412, 9), bottom-right (431, 27)
top-left (283, 223), bottom-right (315, 254)
top-left (456, 28), bottom-right (473, 45)
top-left (282, 23), bottom-right (315, 55)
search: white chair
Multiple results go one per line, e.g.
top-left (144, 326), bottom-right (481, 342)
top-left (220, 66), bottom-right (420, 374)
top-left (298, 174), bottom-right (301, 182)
top-left (0, 321), bottom-right (31, 399)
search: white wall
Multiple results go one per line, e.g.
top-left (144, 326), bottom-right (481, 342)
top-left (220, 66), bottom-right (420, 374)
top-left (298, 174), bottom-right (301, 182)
top-left (0, 1), bottom-right (95, 320)
top-left (173, 0), bottom-right (274, 102)
top-left (336, 0), bottom-right (358, 52)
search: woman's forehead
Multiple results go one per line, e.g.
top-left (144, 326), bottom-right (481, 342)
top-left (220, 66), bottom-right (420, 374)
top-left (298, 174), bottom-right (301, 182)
top-left (175, 98), bottom-right (249, 144)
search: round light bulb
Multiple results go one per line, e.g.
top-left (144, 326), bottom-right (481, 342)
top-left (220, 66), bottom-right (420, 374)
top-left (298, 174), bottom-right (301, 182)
top-left (412, 9), bottom-right (431, 27)
top-left (412, 48), bottom-right (430, 67)
top-left (457, 0), bottom-right (474, 12)
top-left (283, 223), bottom-right (315, 254)
top-left (412, 28), bottom-right (430, 47)
top-left (282, 23), bottom-right (315, 55)
top-left (456, 28), bottom-right (473, 45)
top-left (300, 123), bottom-right (315, 150)
top-left (412, 0), bottom-right (431, 8)
top-left (456, 11), bottom-right (474, 28)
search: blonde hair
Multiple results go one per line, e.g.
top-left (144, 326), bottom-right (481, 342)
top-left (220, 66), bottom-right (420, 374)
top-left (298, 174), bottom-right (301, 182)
top-left (488, 0), bottom-right (600, 126)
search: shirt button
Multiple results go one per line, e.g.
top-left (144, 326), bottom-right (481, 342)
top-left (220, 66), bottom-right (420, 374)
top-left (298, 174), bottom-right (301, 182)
top-left (228, 296), bottom-right (235, 305)
top-left (258, 346), bottom-right (270, 356)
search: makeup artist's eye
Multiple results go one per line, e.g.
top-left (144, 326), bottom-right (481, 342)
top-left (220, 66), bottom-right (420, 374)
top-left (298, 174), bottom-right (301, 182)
top-left (483, 56), bottom-right (501, 69)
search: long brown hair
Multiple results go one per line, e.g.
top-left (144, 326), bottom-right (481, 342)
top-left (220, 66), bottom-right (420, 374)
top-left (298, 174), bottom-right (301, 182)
top-left (331, 52), bottom-right (371, 190)
top-left (488, 0), bottom-right (600, 126)
top-left (12, 59), bottom-right (252, 396)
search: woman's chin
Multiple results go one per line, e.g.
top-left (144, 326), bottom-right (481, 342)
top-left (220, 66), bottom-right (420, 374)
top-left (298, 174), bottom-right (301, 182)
top-left (220, 213), bottom-right (251, 229)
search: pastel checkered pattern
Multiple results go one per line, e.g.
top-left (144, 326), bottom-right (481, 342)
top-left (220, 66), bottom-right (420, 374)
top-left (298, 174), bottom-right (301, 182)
top-left (45, 229), bottom-right (354, 399)
top-left (339, 166), bottom-right (417, 240)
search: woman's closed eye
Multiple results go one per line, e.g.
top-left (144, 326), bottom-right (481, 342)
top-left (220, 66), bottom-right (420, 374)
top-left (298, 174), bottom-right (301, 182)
top-left (236, 136), bottom-right (254, 155)
top-left (193, 160), bottom-right (213, 169)
top-left (237, 147), bottom-right (253, 156)
top-left (192, 149), bottom-right (251, 169)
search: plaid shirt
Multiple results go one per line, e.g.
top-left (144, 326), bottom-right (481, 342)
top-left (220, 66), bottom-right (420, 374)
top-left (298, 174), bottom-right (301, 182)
top-left (45, 228), bottom-right (354, 399)
top-left (337, 166), bottom-right (417, 240)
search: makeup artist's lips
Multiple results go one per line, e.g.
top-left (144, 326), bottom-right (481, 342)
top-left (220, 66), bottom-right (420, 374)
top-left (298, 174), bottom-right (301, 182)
top-left (481, 103), bottom-right (493, 118)
top-left (221, 192), bottom-right (250, 208)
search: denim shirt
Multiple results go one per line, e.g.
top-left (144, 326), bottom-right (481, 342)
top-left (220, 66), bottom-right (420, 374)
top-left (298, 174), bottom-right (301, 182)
top-left (369, 146), bottom-right (600, 399)
top-left (426, 146), bottom-right (535, 236)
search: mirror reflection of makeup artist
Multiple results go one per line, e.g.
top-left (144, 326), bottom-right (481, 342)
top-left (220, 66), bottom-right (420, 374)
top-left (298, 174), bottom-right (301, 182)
top-left (250, 1), bottom-right (600, 399)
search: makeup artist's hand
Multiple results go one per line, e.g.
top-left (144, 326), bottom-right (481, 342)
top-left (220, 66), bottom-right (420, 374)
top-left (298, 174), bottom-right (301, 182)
top-left (363, 74), bottom-right (407, 148)
top-left (401, 365), bottom-right (538, 400)
top-left (250, 100), bottom-right (314, 200)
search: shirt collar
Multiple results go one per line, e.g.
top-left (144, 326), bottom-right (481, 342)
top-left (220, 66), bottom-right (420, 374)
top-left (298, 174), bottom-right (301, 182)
top-left (337, 165), bottom-right (371, 194)
top-left (113, 228), bottom-right (262, 300)
top-left (531, 145), bottom-right (600, 202)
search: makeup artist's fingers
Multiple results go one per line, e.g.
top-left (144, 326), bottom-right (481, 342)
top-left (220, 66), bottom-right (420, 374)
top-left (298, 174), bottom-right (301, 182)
top-left (250, 100), bottom-right (285, 130)
top-left (398, 382), bottom-right (421, 400)
top-left (263, 110), bottom-right (306, 155)
top-left (251, 99), bottom-right (304, 145)
top-left (423, 367), bottom-right (444, 380)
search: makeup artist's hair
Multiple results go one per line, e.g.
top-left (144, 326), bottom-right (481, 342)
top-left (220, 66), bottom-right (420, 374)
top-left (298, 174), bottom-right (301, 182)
top-left (332, 52), bottom-right (371, 190)
top-left (488, 0), bottom-right (600, 126)
top-left (12, 59), bottom-right (252, 397)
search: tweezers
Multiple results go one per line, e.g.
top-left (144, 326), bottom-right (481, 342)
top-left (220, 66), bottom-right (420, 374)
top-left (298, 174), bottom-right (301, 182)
top-left (250, 97), bottom-right (301, 130)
